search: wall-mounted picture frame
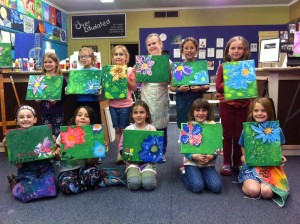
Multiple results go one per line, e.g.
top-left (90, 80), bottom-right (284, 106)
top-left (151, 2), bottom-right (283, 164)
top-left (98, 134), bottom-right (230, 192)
top-left (259, 38), bottom-right (280, 62)
top-left (250, 42), bottom-right (258, 53)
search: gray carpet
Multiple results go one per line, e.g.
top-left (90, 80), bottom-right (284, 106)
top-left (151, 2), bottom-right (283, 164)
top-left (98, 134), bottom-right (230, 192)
top-left (0, 123), bottom-right (300, 224)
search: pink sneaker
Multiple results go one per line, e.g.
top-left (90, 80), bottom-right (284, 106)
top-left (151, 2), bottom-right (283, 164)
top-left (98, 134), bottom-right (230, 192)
top-left (220, 164), bottom-right (232, 176)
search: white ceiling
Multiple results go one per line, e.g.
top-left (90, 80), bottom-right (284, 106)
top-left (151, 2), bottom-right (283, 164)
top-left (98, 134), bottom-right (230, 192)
top-left (45, 0), bottom-right (297, 13)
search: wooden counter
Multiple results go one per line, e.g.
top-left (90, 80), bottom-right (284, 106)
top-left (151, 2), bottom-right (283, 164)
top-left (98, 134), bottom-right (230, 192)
top-left (256, 67), bottom-right (300, 155)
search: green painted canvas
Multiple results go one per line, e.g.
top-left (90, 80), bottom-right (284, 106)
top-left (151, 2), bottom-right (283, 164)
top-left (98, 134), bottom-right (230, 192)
top-left (180, 123), bottom-right (223, 154)
top-left (0, 43), bottom-right (12, 66)
top-left (6, 125), bottom-right (55, 164)
top-left (66, 70), bottom-right (101, 94)
top-left (122, 130), bottom-right (164, 163)
top-left (26, 75), bottom-right (63, 100)
top-left (172, 60), bottom-right (209, 86)
top-left (223, 60), bottom-right (258, 100)
top-left (135, 55), bottom-right (170, 83)
top-left (102, 65), bottom-right (128, 99)
top-left (60, 124), bottom-right (105, 160)
top-left (243, 121), bottom-right (282, 166)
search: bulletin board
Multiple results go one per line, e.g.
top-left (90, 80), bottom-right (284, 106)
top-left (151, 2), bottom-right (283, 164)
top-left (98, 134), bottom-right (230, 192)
top-left (139, 24), bottom-right (286, 76)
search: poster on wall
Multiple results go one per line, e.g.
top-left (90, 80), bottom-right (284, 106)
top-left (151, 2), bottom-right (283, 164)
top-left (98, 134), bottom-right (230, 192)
top-left (71, 14), bottom-right (126, 39)
top-left (259, 38), bottom-right (280, 62)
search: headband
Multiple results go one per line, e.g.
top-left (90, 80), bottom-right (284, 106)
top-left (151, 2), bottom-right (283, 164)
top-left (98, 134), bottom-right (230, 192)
top-left (17, 105), bottom-right (36, 117)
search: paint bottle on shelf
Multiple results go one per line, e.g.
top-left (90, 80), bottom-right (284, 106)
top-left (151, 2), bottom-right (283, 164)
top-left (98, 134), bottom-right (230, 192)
top-left (19, 58), bottom-right (23, 71)
top-left (72, 60), bottom-right (77, 69)
top-left (29, 58), bottom-right (34, 71)
top-left (22, 58), bottom-right (28, 71)
top-left (66, 58), bottom-right (70, 70)
top-left (15, 59), bottom-right (19, 71)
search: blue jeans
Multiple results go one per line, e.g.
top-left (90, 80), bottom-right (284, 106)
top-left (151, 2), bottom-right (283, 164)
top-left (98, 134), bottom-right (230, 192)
top-left (109, 106), bottom-right (131, 129)
top-left (182, 165), bottom-right (222, 193)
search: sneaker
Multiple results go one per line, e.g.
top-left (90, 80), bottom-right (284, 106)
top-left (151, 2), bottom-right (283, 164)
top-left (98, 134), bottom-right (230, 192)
top-left (7, 174), bottom-right (17, 189)
top-left (220, 164), bottom-right (232, 176)
top-left (179, 164), bottom-right (185, 175)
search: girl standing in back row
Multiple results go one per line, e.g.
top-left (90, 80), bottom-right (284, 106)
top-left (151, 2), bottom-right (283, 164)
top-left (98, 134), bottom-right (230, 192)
top-left (216, 36), bottom-right (251, 176)
top-left (170, 37), bottom-right (210, 129)
top-left (141, 33), bottom-right (169, 160)
top-left (109, 45), bottom-right (137, 164)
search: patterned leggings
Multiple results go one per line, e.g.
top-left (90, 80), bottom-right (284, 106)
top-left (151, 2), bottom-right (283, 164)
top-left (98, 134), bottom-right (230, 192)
top-left (41, 113), bottom-right (64, 137)
top-left (58, 164), bottom-right (104, 194)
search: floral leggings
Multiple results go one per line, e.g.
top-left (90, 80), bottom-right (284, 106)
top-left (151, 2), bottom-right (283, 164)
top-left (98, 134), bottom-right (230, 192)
top-left (41, 113), bottom-right (64, 137)
top-left (58, 164), bottom-right (104, 194)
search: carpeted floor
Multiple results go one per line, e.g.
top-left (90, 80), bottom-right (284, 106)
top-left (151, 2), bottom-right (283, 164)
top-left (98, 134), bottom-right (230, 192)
top-left (0, 123), bottom-right (300, 224)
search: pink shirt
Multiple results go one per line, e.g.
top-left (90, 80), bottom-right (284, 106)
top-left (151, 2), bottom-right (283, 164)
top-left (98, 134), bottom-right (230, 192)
top-left (109, 67), bottom-right (136, 108)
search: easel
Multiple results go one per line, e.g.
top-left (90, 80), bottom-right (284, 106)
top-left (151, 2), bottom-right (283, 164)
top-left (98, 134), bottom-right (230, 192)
top-left (0, 73), bottom-right (21, 155)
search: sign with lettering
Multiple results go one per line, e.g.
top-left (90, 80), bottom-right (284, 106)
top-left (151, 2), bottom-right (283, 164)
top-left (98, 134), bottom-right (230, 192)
top-left (71, 14), bottom-right (126, 39)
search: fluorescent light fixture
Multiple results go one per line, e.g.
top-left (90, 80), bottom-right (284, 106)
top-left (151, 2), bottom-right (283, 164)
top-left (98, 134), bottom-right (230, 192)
top-left (100, 0), bottom-right (114, 3)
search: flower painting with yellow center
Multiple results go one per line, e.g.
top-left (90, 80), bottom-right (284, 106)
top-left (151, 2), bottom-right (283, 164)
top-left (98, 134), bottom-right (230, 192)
top-left (135, 55), bottom-right (170, 83)
top-left (243, 121), bottom-right (282, 166)
top-left (102, 65), bottom-right (128, 100)
top-left (110, 65), bottom-right (127, 81)
top-left (172, 60), bottom-right (209, 86)
top-left (26, 75), bottom-right (63, 100)
top-left (60, 125), bottom-right (105, 160)
top-left (223, 60), bottom-right (258, 100)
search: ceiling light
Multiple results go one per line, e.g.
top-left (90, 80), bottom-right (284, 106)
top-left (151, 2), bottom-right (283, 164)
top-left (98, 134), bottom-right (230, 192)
top-left (100, 0), bottom-right (114, 3)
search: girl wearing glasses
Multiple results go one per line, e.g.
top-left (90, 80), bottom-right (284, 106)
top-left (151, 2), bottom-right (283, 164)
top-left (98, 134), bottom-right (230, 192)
top-left (76, 47), bottom-right (101, 123)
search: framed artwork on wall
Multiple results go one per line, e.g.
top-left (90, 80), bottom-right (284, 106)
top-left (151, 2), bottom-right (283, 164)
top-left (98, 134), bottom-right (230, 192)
top-left (250, 42), bottom-right (258, 53)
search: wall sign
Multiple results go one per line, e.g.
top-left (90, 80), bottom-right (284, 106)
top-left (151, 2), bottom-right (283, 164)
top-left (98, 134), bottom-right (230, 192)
top-left (71, 14), bottom-right (126, 39)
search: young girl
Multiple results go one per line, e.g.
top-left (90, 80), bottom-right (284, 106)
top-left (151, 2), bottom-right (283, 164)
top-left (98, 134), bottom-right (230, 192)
top-left (141, 33), bottom-right (169, 159)
top-left (39, 52), bottom-right (67, 137)
top-left (170, 37), bottom-right (210, 129)
top-left (238, 98), bottom-right (289, 207)
top-left (119, 101), bottom-right (157, 191)
top-left (216, 36), bottom-right (251, 176)
top-left (76, 47), bottom-right (101, 123)
top-left (181, 98), bottom-right (222, 194)
top-left (109, 45), bottom-right (137, 164)
top-left (5, 105), bottom-right (57, 202)
top-left (56, 106), bottom-right (124, 194)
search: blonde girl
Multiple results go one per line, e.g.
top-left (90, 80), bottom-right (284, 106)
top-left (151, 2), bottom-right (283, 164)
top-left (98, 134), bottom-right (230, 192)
top-left (109, 45), bottom-right (137, 164)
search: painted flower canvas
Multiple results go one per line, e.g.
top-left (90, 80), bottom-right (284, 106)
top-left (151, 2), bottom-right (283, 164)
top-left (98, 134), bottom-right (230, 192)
top-left (223, 60), bottom-right (258, 100)
top-left (0, 43), bottom-right (12, 66)
top-left (122, 130), bottom-right (164, 163)
top-left (6, 125), bottom-right (55, 164)
top-left (26, 75), bottom-right (63, 100)
top-left (67, 70), bottom-right (101, 94)
top-left (172, 60), bottom-right (209, 86)
top-left (102, 65), bottom-right (128, 99)
top-left (135, 55), bottom-right (170, 83)
top-left (180, 123), bottom-right (223, 154)
top-left (243, 121), bottom-right (282, 166)
top-left (60, 124), bottom-right (105, 160)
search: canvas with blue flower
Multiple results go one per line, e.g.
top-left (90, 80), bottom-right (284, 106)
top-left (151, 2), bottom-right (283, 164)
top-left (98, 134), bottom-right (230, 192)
top-left (223, 59), bottom-right (258, 100)
top-left (172, 60), bottom-right (209, 86)
top-left (180, 123), bottom-right (223, 155)
top-left (122, 130), bottom-right (165, 163)
top-left (243, 121), bottom-right (282, 166)
top-left (67, 70), bottom-right (101, 94)
top-left (135, 55), bottom-right (170, 83)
